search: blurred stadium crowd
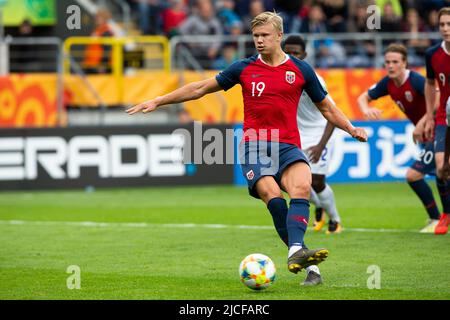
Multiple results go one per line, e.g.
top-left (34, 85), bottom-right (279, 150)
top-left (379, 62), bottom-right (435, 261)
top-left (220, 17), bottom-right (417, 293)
top-left (128, 0), bottom-right (444, 36)
top-left (121, 0), bottom-right (449, 68)
top-left (4, 0), bottom-right (450, 72)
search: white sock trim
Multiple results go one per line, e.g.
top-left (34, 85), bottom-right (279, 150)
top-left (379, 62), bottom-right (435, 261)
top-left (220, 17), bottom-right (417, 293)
top-left (317, 184), bottom-right (341, 223)
top-left (288, 245), bottom-right (302, 258)
top-left (310, 188), bottom-right (321, 207)
top-left (306, 265), bottom-right (320, 275)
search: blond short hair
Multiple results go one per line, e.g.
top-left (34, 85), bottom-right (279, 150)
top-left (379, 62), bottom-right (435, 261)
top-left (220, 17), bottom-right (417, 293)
top-left (251, 11), bottom-right (283, 33)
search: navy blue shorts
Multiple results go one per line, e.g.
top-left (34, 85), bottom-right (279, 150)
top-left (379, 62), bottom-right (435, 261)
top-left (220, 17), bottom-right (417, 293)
top-left (239, 141), bottom-right (310, 199)
top-left (434, 124), bottom-right (446, 153)
top-left (411, 141), bottom-right (436, 176)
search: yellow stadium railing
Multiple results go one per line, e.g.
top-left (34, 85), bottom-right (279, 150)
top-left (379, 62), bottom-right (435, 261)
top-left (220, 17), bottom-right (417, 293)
top-left (63, 36), bottom-right (170, 105)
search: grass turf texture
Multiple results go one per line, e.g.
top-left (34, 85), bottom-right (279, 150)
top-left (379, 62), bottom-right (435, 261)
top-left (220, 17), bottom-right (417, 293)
top-left (0, 182), bottom-right (449, 300)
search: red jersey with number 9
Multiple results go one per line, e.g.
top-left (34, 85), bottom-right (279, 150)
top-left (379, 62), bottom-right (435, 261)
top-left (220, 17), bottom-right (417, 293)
top-left (425, 41), bottom-right (450, 126)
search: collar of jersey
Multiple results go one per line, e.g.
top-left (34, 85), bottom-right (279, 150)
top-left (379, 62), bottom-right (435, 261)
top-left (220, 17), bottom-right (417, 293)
top-left (257, 54), bottom-right (290, 67)
top-left (441, 41), bottom-right (450, 56)
top-left (395, 69), bottom-right (410, 87)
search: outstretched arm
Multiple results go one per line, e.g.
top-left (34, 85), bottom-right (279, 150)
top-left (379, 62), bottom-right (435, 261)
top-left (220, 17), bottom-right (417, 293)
top-left (357, 92), bottom-right (383, 120)
top-left (412, 89), bottom-right (438, 142)
top-left (126, 77), bottom-right (223, 115)
top-left (424, 79), bottom-right (437, 140)
top-left (315, 97), bottom-right (368, 142)
top-left (413, 114), bottom-right (427, 143)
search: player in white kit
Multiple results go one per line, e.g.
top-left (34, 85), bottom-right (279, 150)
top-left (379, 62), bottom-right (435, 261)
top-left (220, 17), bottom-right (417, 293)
top-left (283, 35), bottom-right (343, 234)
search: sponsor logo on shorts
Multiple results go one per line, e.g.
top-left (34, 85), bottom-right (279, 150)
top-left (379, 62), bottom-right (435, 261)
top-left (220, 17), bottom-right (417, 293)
top-left (246, 170), bottom-right (255, 180)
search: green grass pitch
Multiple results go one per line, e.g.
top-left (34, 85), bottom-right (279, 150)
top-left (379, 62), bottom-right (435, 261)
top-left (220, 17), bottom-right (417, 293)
top-left (0, 182), bottom-right (449, 300)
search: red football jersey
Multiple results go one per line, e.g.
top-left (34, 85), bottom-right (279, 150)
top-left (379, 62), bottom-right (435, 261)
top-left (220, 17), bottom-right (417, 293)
top-left (368, 70), bottom-right (426, 125)
top-left (426, 41), bottom-right (450, 126)
top-left (216, 54), bottom-right (327, 148)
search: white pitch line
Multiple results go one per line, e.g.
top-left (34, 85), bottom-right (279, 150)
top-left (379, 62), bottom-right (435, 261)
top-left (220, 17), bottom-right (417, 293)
top-left (0, 219), bottom-right (422, 233)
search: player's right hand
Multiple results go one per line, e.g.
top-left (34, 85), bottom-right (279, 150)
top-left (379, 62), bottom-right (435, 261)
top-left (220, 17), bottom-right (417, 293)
top-left (363, 107), bottom-right (382, 120)
top-left (412, 126), bottom-right (424, 144)
top-left (125, 99), bottom-right (158, 115)
top-left (423, 117), bottom-right (435, 141)
top-left (306, 145), bottom-right (324, 163)
top-left (351, 127), bottom-right (368, 142)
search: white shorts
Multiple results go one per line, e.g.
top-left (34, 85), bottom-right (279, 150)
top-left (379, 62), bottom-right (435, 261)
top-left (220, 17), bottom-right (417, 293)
top-left (301, 134), bottom-right (334, 175)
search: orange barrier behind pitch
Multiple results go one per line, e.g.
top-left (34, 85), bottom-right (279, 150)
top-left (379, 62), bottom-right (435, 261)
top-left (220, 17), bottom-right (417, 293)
top-left (0, 74), bottom-right (60, 127)
top-left (0, 69), bottom-right (421, 127)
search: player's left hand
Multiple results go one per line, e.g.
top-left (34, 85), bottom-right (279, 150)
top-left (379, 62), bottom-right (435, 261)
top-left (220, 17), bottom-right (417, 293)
top-left (351, 127), bottom-right (368, 142)
top-left (306, 145), bottom-right (324, 163)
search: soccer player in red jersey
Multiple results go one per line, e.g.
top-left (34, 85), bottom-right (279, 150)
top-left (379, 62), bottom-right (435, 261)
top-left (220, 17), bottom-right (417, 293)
top-left (357, 43), bottom-right (441, 233)
top-left (126, 12), bottom-right (367, 285)
top-left (424, 7), bottom-right (450, 235)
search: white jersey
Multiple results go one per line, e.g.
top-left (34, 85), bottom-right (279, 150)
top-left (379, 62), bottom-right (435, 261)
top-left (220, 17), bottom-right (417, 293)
top-left (297, 73), bottom-right (334, 175)
top-left (297, 73), bottom-right (330, 139)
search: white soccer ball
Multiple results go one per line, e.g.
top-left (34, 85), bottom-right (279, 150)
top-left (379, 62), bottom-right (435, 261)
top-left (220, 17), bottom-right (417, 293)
top-left (238, 253), bottom-right (276, 290)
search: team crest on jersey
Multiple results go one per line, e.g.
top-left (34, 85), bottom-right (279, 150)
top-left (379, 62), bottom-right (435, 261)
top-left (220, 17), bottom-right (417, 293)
top-left (285, 71), bottom-right (295, 84)
top-left (405, 91), bottom-right (413, 102)
top-left (246, 170), bottom-right (255, 180)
